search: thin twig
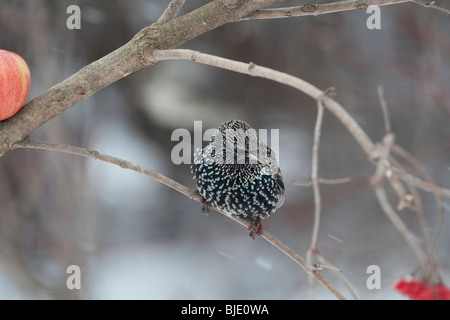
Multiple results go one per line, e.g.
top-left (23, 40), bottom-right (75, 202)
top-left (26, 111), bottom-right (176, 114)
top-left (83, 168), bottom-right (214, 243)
top-left (293, 180), bottom-right (313, 187)
top-left (293, 176), bottom-right (352, 186)
top-left (241, 0), bottom-right (410, 20)
top-left (13, 139), bottom-right (346, 300)
top-left (386, 172), bottom-right (414, 211)
top-left (261, 228), bottom-right (346, 300)
top-left (305, 94), bottom-right (360, 300)
top-left (392, 167), bottom-right (450, 198)
top-left (372, 84), bottom-right (443, 272)
top-left (370, 132), bottom-right (395, 185)
top-left (227, 200), bottom-right (347, 295)
top-left (309, 98), bottom-right (325, 251)
top-left (315, 254), bottom-right (360, 300)
top-left (389, 155), bottom-right (431, 247)
top-left (13, 138), bottom-right (194, 199)
top-left (369, 132), bottom-right (428, 261)
top-left (392, 144), bottom-right (445, 255)
top-left (377, 86), bottom-right (391, 133)
top-left (306, 94), bottom-right (325, 299)
top-left (411, 0), bottom-right (450, 14)
top-left (157, 0), bottom-right (186, 24)
top-left (375, 89), bottom-right (434, 250)
top-left (374, 186), bottom-right (426, 261)
top-left (319, 177), bottom-right (353, 184)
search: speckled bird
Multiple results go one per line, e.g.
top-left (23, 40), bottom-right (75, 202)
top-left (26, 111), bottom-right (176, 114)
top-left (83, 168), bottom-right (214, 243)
top-left (192, 120), bottom-right (285, 239)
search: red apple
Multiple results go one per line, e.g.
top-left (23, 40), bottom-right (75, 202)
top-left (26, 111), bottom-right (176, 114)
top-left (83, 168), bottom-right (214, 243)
top-left (0, 49), bottom-right (31, 120)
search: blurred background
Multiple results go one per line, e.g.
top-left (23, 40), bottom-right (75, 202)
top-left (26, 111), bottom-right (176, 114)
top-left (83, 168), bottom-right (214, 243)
top-left (0, 0), bottom-right (449, 299)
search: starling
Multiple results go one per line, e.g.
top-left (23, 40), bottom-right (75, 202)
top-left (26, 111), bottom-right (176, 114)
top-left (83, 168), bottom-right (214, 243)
top-left (192, 120), bottom-right (285, 239)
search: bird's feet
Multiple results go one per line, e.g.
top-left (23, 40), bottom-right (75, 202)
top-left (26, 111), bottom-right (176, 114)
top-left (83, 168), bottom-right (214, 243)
top-left (248, 217), bottom-right (263, 240)
top-left (201, 197), bottom-right (211, 215)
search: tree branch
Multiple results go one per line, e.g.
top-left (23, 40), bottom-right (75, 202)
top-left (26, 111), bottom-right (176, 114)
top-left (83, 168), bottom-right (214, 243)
top-left (0, 0), bottom-right (424, 157)
top-left (306, 92), bottom-right (360, 300)
top-left (157, 0), bottom-right (186, 24)
top-left (391, 144), bottom-right (445, 254)
top-left (412, 0), bottom-right (450, 14)
top-left (392, 167), bottom-right (450, 198)
top-left (377, 86), bottom-right (391, 134)
top-left (374, 186), bottom-right (427, 261)
top-left (0, 0), bottom-right (283, 157)
top-left (0, 0), bottom-right (444, 300)
top-left (152, 49), bottom-right (376, 156)
top-left (241, 0), bottom-right (410, 20)
top-left (12, 138), bottom-right (346, 300)
top-left (309, 96), bottom-right (325, 252)
top-left (151, 47), bottom-right (450, 269)
top-left (306, 93), bottom-right (325, 299)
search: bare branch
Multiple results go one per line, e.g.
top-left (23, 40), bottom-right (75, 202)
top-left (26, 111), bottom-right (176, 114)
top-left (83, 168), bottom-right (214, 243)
top-left (306, 94), bottom-right (325, 299)
top-left (293, 177), bottom-right (353, 186)
top-left (0, 0), bottom-right (421, 157)
top-left (374, 186), bottom-right (427, 261)
top-left (0, 0), bottom-right (444, 300)
top-left (309, 97), bottom-right (325, 251)
top-left (12, 138), bottom-right (346, 300)
top-left (377, 86), bottom-right (391, 134)
top-left (152, 49), bottom-right (376, 156)
top-left (293, 180), bottom-right (313, 187)
top-left (388, 156), bottom-right (431, 247)
top-left (14, 139), bottom-right (194, 199)
top-left (157, 0), bottom-right (186, 24)
top-left (319, 177), bottom-right (353, 184)
top-left (256, 226), bottom-right (346, 300)
top-left (392, 144), bottom-right (445, 253)
top-left (152, 48), bottom-right (449, 274)
top-left (0, 0), bottom-right (284, 157)
top-left (374, 90), bottom-right (435, 249)
top-left (370, 132), bottom-right (395, 185)
top-left (369, 131), bottom-right (428, 262)
top-left (412, 0), bottom-right (450, 14)
top-left (241, 0), bottom-right (410, 20)
top-left (392, 167), bottom-right (450, 198)
top-left (315, 254), bottom-right (360, 300)
top-left (216, 210), bottom-right (315, 277)
top-left (305, 93), bottom-right (360, 300)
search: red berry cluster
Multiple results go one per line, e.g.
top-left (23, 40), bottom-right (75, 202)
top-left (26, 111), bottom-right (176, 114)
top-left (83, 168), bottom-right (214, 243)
top-left (394, 278), bottom-right (450, 300)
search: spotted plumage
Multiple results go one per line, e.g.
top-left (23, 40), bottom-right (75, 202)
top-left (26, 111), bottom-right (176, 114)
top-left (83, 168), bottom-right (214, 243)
top-left (192, 120), bottom-right (285, 239)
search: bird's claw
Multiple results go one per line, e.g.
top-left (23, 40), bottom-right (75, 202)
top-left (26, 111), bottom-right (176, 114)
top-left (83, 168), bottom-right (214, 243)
top-left (201, 197), bottom-right (211, 215)
top-left (248, 217), bottom-right (263, 240)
